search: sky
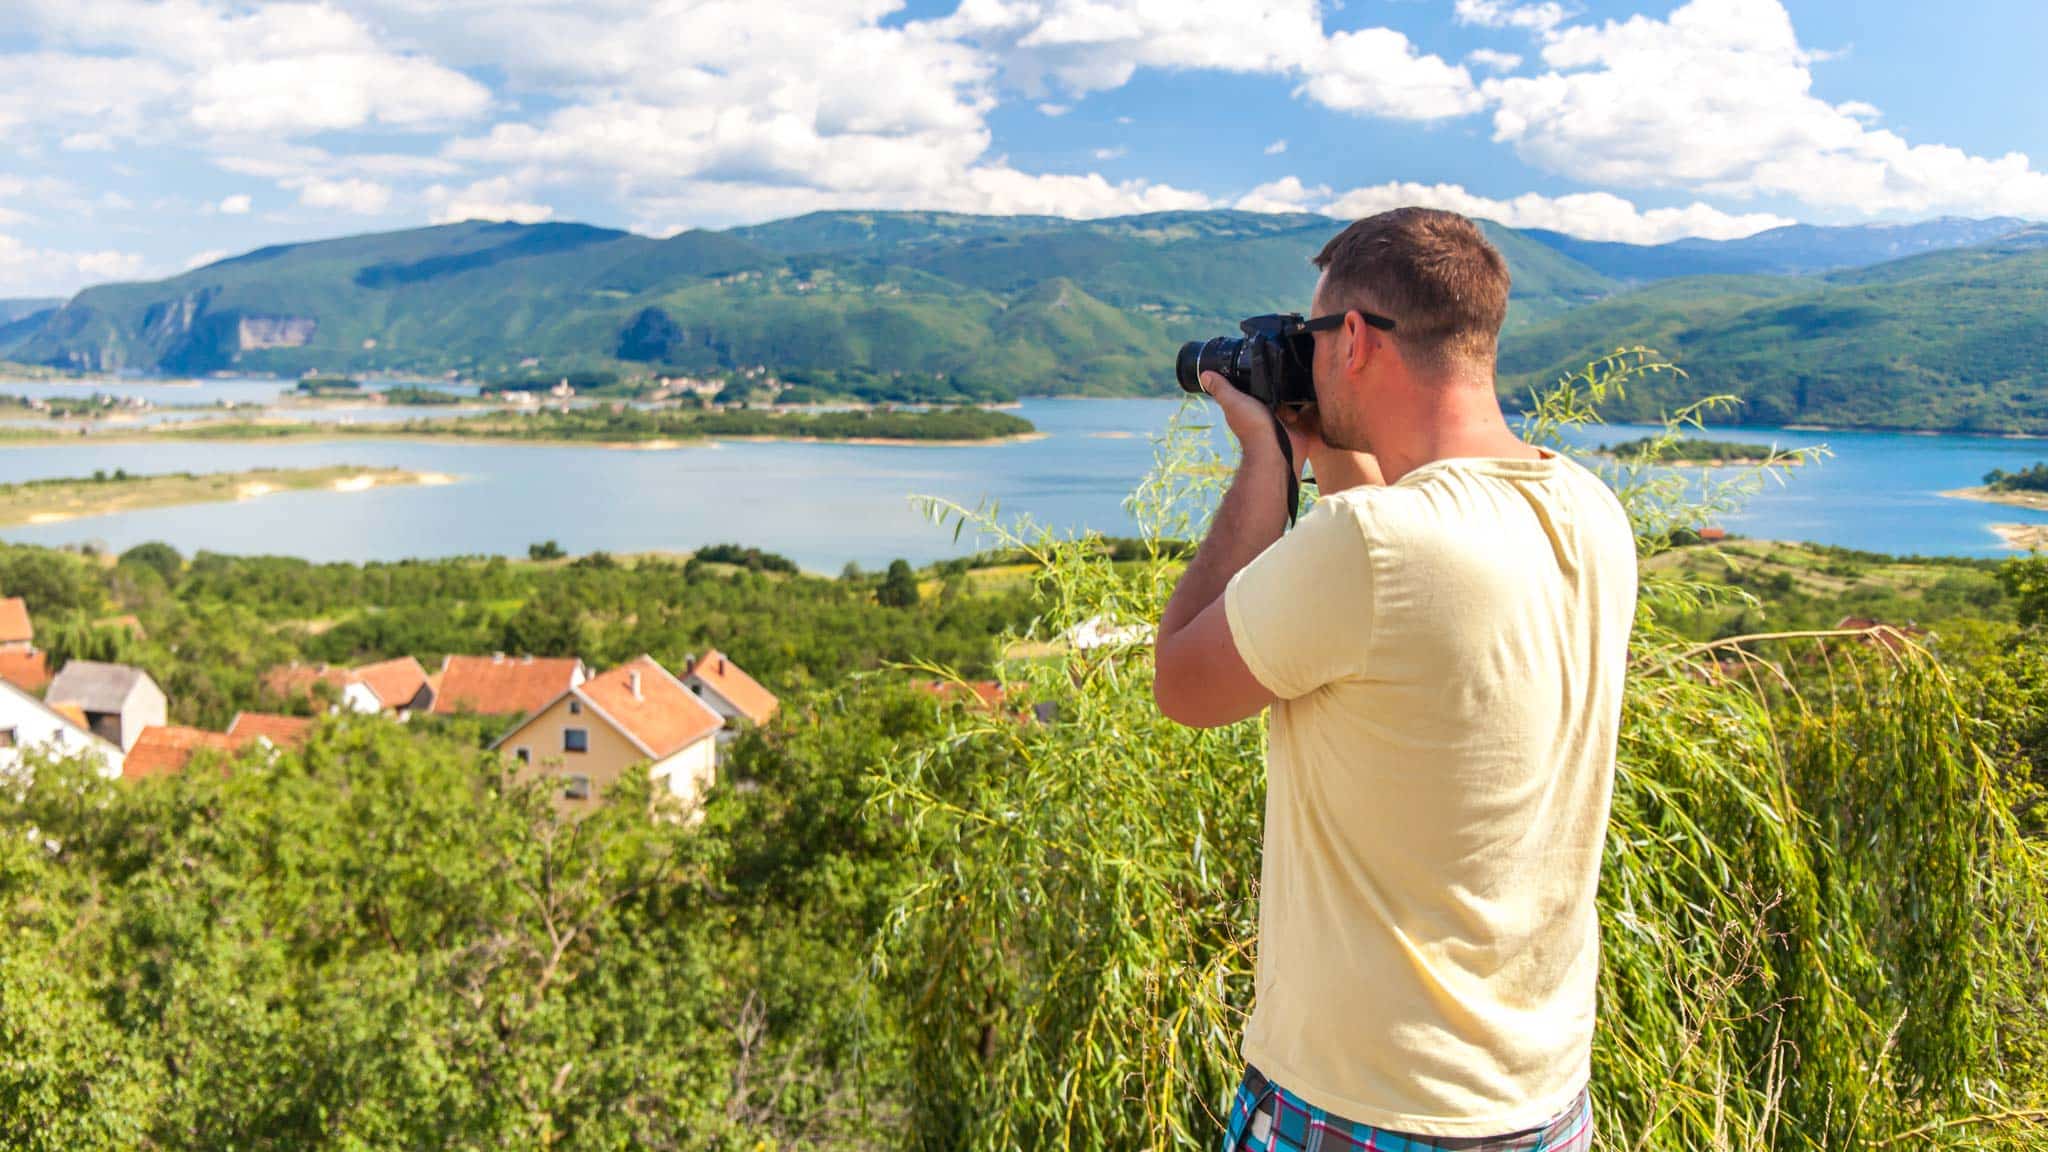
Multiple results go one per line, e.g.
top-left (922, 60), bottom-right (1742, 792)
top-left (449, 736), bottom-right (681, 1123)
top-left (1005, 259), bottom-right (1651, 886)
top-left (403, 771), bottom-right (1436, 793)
top-left (1, 0), bottom-right (2043, 297)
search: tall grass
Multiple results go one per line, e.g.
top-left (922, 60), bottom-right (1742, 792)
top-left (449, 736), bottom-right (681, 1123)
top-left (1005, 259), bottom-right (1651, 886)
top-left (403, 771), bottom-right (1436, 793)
top-left (869, 352), bottom-right (2048, 1151)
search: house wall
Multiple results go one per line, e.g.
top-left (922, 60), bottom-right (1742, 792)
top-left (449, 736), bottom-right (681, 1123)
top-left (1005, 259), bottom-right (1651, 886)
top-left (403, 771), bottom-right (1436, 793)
top-left (116, 679), bottom-right (169, 753)
top-left (499, 692), bottom-right (645, 813)
top-left (340, 683), bottom-right (381, 715)
top-left (0, 693), bottom-right (121, 780)
top-left (649, 736), bottom-right (717, 811)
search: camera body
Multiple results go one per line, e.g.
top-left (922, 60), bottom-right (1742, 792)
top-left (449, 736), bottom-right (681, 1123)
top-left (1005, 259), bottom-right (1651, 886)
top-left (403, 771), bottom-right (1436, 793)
top-left (1175, 314), bottom-right (1319, 410)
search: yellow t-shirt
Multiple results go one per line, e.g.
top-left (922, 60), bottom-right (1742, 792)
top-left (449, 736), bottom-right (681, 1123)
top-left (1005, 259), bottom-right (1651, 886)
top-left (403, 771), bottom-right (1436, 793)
top-left (1223, 449), bottom-right (1638, 1137)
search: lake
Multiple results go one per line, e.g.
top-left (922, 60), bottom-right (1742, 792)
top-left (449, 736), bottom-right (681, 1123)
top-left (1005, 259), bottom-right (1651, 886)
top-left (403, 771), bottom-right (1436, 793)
top-left (0, 380), bottom-right (2045, 570)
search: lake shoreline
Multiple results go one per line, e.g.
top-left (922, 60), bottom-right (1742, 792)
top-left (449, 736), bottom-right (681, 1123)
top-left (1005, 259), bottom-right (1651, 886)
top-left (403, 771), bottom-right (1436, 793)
top-left (0, 466), bottom-right (453, 528)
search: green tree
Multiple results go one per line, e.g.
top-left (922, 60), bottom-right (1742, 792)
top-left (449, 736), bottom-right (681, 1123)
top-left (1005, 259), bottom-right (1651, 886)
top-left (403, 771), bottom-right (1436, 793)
top-left (878, 559), bottom-right (921, 608)
top-left (118, 541), bottom-right (184, 584)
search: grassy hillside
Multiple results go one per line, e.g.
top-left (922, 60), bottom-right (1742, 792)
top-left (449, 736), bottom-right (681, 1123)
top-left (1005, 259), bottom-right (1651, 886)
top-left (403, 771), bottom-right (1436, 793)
top-left (0, 212), bottom-right (1615, 396)
top-left (1524, 216), bottom-right (2030, 282)
top-left (1499, 234), bottom-right (2048, 432)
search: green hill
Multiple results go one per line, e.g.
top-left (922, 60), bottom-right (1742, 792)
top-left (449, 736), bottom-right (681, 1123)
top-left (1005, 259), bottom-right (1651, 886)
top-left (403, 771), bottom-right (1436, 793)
top-left (1499, 233), bottom-right (2048, 432)
top-left (0, 212), bottom-right (1615, 396)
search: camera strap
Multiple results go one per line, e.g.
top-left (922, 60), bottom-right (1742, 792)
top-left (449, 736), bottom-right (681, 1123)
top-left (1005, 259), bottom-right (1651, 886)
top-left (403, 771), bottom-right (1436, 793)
top-left (1271, 412), bottom-right (1299, 528)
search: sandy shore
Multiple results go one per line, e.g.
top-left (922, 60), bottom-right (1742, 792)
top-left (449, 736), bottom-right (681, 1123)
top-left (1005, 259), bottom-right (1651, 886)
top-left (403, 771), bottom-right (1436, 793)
top-left (1991, 523), bottom-right (2048, 550)
top-left (0, 467), bottom-right (451, 528)
top-left (1943, 486), bottom-right (2048, 512)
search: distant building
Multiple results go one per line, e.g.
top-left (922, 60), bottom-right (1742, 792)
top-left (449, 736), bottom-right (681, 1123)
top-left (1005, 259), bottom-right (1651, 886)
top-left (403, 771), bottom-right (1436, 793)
top-left (226, 712), bottom-right (315, 749)
top-left (0, 597), bottom-right (34, 650)
top-left (45, 661), bottom-right (166, 753)
top-left (124, 725), bottom-right (246, 780)
top-left (681, 649), bottom-right (779, 735)
top-left (263, 663), bottom-right (382, 714)
top-left (262, 656), bottom-right (433, 716)
top-left (432, 653), bottom-right (588, 718)
top-left (0, 676), bottom-right (123, 780)
top-left (492, 656), bottom-right (724, 813)
top-left (0, 649), bottom-right (50, 694)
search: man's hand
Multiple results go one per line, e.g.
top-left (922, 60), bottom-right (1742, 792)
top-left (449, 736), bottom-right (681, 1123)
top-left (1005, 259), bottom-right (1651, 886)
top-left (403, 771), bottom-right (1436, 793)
top-left (1200, 371), bottom-right (1305, 474)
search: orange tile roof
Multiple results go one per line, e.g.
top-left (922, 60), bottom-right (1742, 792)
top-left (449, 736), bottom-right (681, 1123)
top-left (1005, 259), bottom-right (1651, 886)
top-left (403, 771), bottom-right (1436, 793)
top-left (432, 654), bottom-right (584, 716)
top-left (226, 712), bottom-right (314, 748)
top-left (0, 648), bottom-right (50, 693)
top-left (0, 597), bottom-right (31, 646)
top-left (578, 656), bottom-right (722, 758)
top-left (686, 649), bottom-right (779, 726)
top-left (124, 725), bottom-right (246, 780)
top-left (354, 656), bottom-right (429, 710)
top-left (50, 702), bottom-right (88, 730)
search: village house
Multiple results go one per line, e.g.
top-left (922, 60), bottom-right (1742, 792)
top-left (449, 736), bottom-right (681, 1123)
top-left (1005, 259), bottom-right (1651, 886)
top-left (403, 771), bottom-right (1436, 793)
top-left (491, 655), bottom-right (723, 813)
top-left (0, 675), bottom-right (123, 780)
top-left (45, 660), bottom-right (166, 753)
top-left (124, 726), bottom-right (248, 779)
top-left (262, 656), bottom-right (434, 716)
top-left (681, 649), bottom-right (778, 738)
top-left (125, 712), bottom-right (315, 780)
top-left (227, 712), bottom-right (315, 748)
top-left (0, 597), bottom-right (34, 651)
top-left (432, 653), bottom-right (587, 718)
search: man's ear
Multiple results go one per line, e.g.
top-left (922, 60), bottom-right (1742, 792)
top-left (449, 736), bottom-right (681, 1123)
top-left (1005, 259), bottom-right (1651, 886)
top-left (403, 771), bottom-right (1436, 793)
top-left (1344, 310), bottom-right (1378, 373)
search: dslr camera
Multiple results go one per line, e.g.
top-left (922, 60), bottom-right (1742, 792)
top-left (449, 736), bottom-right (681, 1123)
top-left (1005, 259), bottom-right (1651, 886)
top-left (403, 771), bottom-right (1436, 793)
top-left (1175, 314), bottom-right (1321, 411)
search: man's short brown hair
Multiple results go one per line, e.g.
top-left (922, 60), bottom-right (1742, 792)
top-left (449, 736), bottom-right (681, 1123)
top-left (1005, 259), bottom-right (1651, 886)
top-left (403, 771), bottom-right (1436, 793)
top-left (1313, 207), bottom-right (1510, 373)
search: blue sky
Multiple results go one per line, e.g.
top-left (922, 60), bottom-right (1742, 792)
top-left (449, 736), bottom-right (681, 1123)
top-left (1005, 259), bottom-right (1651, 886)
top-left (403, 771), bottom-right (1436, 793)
top-left (1, 0), bottom-right (2042, 296)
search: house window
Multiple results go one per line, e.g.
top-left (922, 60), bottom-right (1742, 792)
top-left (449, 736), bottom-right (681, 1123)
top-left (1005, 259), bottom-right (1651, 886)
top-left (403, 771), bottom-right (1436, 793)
top-left (563, 774), bottom-right (591, 800)
top-left (0, 728), bottom-right (15, 748)
top-left (514, 747), bottom-right (531, 765)
top-left (564, 728), bottom-right (588, 753)
top-left (568, 699), bottom-right (582, 715)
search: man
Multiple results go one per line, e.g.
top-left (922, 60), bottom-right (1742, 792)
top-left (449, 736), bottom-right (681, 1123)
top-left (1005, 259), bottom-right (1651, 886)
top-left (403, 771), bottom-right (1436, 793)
top-left (1153, 208), bottom-right (1637, 1151)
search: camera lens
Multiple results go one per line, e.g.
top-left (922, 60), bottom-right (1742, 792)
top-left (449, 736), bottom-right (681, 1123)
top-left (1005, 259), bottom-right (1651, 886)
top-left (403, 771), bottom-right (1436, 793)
top-left (1175, 341), bottom-right (1204, 393)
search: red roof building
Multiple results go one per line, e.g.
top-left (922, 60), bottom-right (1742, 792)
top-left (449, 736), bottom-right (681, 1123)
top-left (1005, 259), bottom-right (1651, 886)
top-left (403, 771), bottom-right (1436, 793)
top-left (0, 597), bottom-right (32, 648)
top-left (682, 649), bottom-right (779, 728)
top-left (432, 653), bottom-right (588, 717)
top-left (0, 649), bottom-right (50, 693)
top-left (124, 725), bottom-right (246, 779)
top-left (226, 712), bottom-right (315, 749)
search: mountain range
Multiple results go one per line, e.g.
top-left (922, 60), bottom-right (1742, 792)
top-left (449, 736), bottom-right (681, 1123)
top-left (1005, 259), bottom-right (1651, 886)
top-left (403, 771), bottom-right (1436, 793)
top-left (4, 210), bottom-right (2046, 431)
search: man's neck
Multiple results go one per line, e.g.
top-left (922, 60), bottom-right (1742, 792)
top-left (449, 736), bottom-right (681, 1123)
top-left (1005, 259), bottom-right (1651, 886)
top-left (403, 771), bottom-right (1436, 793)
top-left (1374, 377), bottom-right (1541, 484)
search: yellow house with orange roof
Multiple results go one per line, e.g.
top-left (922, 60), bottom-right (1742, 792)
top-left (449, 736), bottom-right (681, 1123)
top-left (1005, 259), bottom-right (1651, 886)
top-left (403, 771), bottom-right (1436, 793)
top-left (491, 655), bottom-right (724, 814)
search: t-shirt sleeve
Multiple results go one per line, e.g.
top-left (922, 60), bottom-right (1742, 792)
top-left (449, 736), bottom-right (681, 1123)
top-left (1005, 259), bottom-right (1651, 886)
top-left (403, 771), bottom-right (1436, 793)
top-left (1223, 497), bottom-right (1377, 701)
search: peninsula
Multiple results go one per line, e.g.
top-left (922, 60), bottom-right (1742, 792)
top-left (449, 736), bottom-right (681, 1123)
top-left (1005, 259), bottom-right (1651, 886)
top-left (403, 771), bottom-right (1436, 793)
top-left (1601, 435), bottom-right (1797, 466)
top-left (0, 466), bottom-right (451, 527)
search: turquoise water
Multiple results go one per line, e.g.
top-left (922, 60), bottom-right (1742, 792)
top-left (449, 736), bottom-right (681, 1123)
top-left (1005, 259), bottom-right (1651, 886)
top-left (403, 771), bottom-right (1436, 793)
top-left (0, 382), bottom-right (2042, 569)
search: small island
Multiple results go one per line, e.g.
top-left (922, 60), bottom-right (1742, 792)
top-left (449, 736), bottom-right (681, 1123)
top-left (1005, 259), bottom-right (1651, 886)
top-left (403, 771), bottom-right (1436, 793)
top-left (0, 466), bottom-right (452, 527)
top-left (1942, 465), bottom-right (2048, 547)
top-left (1602, 435), bottom-right (1796, 466)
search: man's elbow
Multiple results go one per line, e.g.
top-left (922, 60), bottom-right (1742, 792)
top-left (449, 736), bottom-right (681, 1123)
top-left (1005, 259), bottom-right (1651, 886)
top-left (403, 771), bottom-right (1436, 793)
top-left (1152, 656), bottom-right (1221, 729)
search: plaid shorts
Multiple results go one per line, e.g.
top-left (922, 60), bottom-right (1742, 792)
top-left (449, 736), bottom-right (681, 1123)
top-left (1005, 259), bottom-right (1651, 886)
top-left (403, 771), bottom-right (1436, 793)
top-left (1220, 1065), bottom-right (1592, 1152)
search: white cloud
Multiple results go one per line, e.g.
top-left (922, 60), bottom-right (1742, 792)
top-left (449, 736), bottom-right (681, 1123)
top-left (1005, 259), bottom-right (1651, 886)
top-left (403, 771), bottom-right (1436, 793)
top-left (1265, 139), bottom-right (1287, 155)
top-left (61, 132), bottom-right (115, 151)
top-left (427, 177), bottom-right (553, 224)
top-left (9, 0), bottom-right (489, 139)
top-left (1232, 177), bottom-right (1790, 243)
top-left (1296, 28), bottom-right (1485, 119)
top-left (1454, 0), bottom-right (1568, 35)
top-left (1467, 48), bottom-right (1523, 73)
top-left (183, 248), bottom-right (230, 270)
top-left (1484, 0), bottom-right (2048, 217)
top-left (1322, 182), bottom-right (1791, 243)
top-left (294, 177), bottom-right (392, 215)
top-left (218, 194), bottom-right (252, 214)
top-left (1092, 146), bottom-right (1125, 161)
top-left (1038, 103), bottom-right (1071, 116)
top-left (0, 233), bottom-right (146, 295)
top-left (1234, 177), bottom-right (1328, 214)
